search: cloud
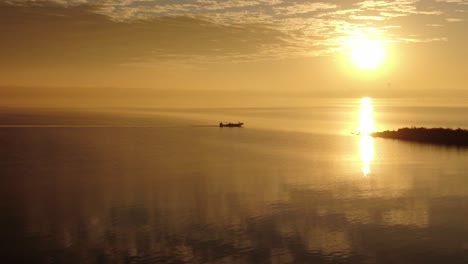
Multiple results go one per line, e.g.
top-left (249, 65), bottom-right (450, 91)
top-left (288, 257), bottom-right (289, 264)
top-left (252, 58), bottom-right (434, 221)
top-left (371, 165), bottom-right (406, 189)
top-left (356, 0), bottom-right (442, 15)
top-left (202, 10), bottom-right (274, 25)
top-left (349, 14), bottom-right (386, 20)
top-left (194, 0), bottom-right (264, 10)
top-left (274, 2), bottom-right (337, 16)
top-left (435, 0), bottom-right (464, 3)
top-left (446, 17), bottom-right (464, 21)
top-left (0, 0), bottom-right (462, 65)
top-left (0, 2), bottom-right (289, 68)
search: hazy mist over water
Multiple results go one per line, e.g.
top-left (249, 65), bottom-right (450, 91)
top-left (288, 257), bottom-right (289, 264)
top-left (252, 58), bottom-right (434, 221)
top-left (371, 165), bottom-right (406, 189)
top-left (2, 98), bottom-right (468, 263)
top-left (2, 98), bottom-right (468, 132)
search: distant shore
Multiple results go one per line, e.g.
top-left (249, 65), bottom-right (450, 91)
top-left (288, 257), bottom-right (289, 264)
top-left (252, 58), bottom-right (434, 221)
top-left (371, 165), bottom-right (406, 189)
top-left (371, 127), bottom-right (468, 146)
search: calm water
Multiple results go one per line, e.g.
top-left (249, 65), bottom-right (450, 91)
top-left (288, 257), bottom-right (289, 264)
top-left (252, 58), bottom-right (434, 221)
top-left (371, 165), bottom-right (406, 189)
top-left (1, 99), bottom-right (468, 263)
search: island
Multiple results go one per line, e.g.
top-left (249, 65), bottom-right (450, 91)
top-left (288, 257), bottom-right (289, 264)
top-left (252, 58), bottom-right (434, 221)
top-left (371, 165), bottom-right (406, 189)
top-left (370, 127), bottom-right (468, 146)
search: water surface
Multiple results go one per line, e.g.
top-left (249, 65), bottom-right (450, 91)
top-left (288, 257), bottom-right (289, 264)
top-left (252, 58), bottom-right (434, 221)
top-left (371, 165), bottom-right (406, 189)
top-left (2, 99), bottom-right (468, 263)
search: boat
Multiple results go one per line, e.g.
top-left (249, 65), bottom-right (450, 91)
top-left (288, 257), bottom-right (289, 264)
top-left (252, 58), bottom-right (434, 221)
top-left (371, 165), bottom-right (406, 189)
top-left (219, 122), bottom-right (244, 127)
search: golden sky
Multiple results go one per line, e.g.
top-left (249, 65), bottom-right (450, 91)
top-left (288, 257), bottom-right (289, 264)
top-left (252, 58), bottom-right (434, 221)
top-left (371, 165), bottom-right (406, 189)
top-left (0, 0), bottom-right (467, 106)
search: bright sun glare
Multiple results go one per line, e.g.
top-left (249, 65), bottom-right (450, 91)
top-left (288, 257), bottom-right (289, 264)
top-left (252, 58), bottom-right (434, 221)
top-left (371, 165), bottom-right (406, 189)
top-left (357, 97), bottom-right (375, 177)
top-left (347, 34), bottom-right (386, 70)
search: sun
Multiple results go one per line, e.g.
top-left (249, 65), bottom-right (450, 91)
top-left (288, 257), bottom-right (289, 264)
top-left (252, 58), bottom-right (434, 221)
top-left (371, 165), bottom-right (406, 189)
top-left (347, 35), bottom-right (386, 70)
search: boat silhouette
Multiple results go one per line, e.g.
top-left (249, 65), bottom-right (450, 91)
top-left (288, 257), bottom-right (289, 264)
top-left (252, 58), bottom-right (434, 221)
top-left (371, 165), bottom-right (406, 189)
top-left (219, 122), bottom-right (244, 127)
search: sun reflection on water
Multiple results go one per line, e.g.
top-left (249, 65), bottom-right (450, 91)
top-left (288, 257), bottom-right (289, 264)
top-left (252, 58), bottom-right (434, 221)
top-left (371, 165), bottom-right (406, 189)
top-left (360, 135), bottom-right (374, 177)
top-left (358, 97), bottom-right (375, 176)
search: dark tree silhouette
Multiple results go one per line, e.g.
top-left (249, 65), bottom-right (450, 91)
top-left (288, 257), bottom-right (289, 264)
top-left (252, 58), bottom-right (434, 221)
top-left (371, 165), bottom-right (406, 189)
top-left (371, 127), bottom-right (468, 146)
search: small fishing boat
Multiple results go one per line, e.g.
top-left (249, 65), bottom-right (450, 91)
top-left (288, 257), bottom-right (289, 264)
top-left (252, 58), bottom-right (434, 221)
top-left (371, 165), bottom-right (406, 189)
top-left (219, 122), bottom-right (244, 127)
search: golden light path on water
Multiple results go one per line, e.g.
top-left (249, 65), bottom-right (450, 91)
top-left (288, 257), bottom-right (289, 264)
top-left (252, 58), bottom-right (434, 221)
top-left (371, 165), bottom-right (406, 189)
top-left (358, 97), bottom-right (375, 177)
top-left (360, 135), bottom-right (374, 177)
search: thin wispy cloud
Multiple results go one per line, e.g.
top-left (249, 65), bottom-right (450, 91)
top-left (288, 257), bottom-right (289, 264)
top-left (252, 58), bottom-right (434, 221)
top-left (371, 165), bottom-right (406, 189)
top-left (274, 2), bottom-right (337, 16)
top-left (446, 17), bottom-right (464, 21)
top-left (435, 0), bottom-right (464, 3)
top-left (1, 0), bottom-right (466, 65)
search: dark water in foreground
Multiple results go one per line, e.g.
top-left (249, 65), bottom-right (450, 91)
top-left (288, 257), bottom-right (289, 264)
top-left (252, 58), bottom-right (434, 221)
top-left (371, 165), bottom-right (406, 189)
top-left (2, 101), bottom-right (468, 263)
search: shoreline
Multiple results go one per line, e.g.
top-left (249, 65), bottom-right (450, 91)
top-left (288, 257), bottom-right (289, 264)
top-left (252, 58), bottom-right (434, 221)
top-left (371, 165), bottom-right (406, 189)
top-left (371, 127), bottom-right (468, 146)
